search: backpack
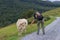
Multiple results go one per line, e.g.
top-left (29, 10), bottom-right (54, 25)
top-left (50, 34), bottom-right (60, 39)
top-left (34, 13), bottom-right (37, 19)
top-left (37, 15), bottom-right (43, 20)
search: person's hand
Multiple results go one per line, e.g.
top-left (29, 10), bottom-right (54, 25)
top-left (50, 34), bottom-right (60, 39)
top-left (31, 20), bottom-right (35, 24)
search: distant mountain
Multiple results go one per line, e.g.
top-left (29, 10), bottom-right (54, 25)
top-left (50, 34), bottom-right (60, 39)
top-left (53, 1), bottom-right (60, 4)
top-left (52, 1), bottom-right (60, 7)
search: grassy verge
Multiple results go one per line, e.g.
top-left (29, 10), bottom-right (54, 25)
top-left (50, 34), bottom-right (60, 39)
top-left (0, 17), bottom-right (55, 40)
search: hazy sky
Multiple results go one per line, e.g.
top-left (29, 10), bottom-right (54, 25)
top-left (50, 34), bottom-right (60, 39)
top-left (49, 0), bottom-right (60, 2)
top-left (42, 0), bottom-right (60, 2)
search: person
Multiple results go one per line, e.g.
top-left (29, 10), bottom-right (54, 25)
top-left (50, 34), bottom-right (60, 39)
top-left (31, 11), bottom-right (45, 35)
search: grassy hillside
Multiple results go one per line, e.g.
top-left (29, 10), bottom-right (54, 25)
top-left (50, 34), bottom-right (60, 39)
top-left (0, 7), bottom-right (60, 40)
top-left (43, 7), bottom-right (60, 17)
top-left (0, 0), bottom-right (58, 27)
top-left (0, 17), bottom-right (55, 40)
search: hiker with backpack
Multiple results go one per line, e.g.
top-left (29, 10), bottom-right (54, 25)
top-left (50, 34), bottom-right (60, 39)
top-left (31, 11), bottom-right (45, 35)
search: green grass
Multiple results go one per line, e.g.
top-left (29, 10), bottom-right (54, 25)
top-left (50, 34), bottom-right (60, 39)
top-left (0, 17), bottom-right (55, 40)
top-left (43, 7), bottom-right (60, 17)
top-left (0, 24), bottom-right (18, 40)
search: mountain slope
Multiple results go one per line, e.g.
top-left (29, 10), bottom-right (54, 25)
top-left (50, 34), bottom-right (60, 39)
top-left (0, 7), bottom-right (60, 40)
top-left (0, 0), bottom-right (59, 27)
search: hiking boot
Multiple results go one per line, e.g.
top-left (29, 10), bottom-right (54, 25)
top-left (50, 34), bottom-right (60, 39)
top-left (37, 33), bottom-right (39, 35)
top-left (43, 32), bottom-right (45, 35)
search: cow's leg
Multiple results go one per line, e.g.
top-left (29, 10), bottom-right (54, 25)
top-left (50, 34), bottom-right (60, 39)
top-left (18, 29), bottom-right (22, 40)
top-left (18, 27), bottom-right (23, 37)
top-left (18, 30), bottom-right (21, 37)
top-left (23, 26), bottom-right (26, 32)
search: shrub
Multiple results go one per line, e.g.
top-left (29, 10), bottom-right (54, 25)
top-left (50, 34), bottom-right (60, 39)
top-left (27, 17), bottom-right (33, 24)
top-left (44, 15), bottom-right (51, 21)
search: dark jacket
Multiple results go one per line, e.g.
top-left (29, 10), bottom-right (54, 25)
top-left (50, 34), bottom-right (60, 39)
top-left (34, 14), bottom-right (44, 20)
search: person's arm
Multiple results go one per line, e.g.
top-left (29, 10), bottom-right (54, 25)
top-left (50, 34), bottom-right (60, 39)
top-left (31, 20), bottom-right (35, 24)
top-left (31, 13), bottom-right (37, 24)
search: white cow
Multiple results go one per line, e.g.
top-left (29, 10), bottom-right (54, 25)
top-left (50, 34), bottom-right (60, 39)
top-left (16, 19), bottom-right (28, 36)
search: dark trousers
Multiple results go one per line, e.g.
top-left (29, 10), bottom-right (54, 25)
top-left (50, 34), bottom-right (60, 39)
top-left (37, 20), bottom-right (45, 35)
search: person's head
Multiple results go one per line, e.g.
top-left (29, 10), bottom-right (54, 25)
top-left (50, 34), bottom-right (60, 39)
top-left (36, 11), bottom-right (41, 16)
